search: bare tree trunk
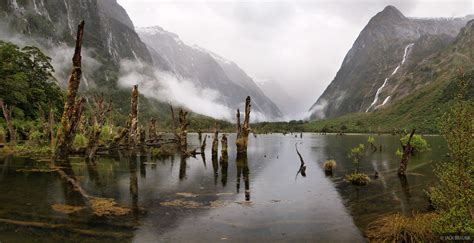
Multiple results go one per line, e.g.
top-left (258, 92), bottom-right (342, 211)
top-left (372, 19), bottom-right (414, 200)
top-left (398, 129), bottom-right (416, 176)
top-left (110, 85), bottom-right (138, 149)
top-left (148, 118), bottom-right (158, 143)
top-left (86, 94), bottom-right (112, 159)
top-left (178, 109), bottom-right (188, 153)
top-left (48, 104), bottom-right (55, 148)
top-left (212, 125), bottom-right (219, 156)
top-left (0, 100), bottom-right (15, 145)
top-left (236, 96), bottom-right (251, 154)
top-left (55, 21), bottom-right (85, 160)
top-left (128, 85), bottom-right (139, 148)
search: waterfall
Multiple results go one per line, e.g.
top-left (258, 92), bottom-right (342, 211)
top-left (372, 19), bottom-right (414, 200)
top-left (63, 0), bottom-right (74, 36)
top-left (366, 43), bottom-right (414, 112)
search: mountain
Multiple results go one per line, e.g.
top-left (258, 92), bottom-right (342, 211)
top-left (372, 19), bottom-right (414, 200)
top-left (0, 0), bottom-right (152, 89)
top-left (0, 0), bottom-right (281, 121)
top-left (137, 26), bottom-right (283, 120)
top-left (309, 5), bottom-right (473, 119)
top-left (304, 19), bottom-right (473, 133)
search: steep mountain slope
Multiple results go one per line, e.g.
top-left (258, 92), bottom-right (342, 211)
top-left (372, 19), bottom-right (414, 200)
top-left (0, 0), bottom-right (281, 121)
top-left (305, 20), bottom-right (474, 133)
top-left (137, 26), bottom-right (282, 119)
top-left (309, 5), bottom-right (472, 119)
top-left (0, 0), bottom-right (152, 88)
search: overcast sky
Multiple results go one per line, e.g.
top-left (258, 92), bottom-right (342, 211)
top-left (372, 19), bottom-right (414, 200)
top-left (117, 0), bottom-right (473, 118)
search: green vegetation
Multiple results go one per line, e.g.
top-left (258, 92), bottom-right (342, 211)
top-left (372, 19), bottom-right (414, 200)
top-left (346, 144), bottom-right (370, 185)
top-left (0, 41), bottom-right (64, 120)
top-left (400, 134), bottom-right (429, 153)
top-left (348, 144), bottom-right (365, 172)
top-left (151, 144), bottom-right (177, 158)
top-left (323, 160), bottom-right (337, 172)
top-left (73, 134), bottom-right (88, 149)
top-left (345, 172), bottom-right (370, 186)
top-left (366, 213), bottom-right (438, 242)
top-left (428, 70), bottom-right (474, 235)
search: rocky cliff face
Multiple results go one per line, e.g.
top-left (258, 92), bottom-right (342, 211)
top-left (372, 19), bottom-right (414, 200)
top-left (309, 5), bottom-right (472, 119)
top-left (137, 26), bottom-right (282, 119)
top-left (0, 0), bottom-right (152, 87)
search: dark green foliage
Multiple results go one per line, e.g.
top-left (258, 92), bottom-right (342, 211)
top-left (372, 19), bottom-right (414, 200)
top-left (0, 41), bottom-right (64, 120)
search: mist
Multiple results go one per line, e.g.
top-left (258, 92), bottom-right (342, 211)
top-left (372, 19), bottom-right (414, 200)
top-left (118, 60), bottom-right (269, 122)
top-left (119, 0), bottom-right (473, 119)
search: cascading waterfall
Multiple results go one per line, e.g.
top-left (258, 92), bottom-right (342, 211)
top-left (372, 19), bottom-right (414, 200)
top-left (366, 43), bottom-right (414, 112)
top-left (63, 0), bottom-right (74, 36)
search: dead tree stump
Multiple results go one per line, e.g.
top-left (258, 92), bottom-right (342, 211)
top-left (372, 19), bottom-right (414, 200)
top-left (128, 85), bottom-right (139, 148)
top-left (86, 94), bottom-right (112, 159)
top-left (212, 125), bottom-right (219, 156)
top-left (221, 133), bottom-right (228, 160)
top-left (236, 96), bottom-right (251, 154)
top-left (398, 129), bottom-right (416, 176)
top-left (55, 21), bottom-right (86, 160)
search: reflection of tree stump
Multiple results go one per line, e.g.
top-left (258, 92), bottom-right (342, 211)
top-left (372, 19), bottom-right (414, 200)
top-left (236, 96), bottom-right (251, 154)
top-left (236, 153), bottom-right (250, 201)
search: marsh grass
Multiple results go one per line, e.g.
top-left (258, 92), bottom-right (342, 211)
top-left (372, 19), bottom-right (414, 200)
top-left (323, 160), bottom-right (337, 172)
top-left (365, 213), bottom-right (438, 242)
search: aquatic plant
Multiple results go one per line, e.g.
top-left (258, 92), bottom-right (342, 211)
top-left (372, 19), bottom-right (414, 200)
top-left (348, 144), bottom-right (365, 172)
top-left (323, 160), bottom-right (337, 172)
top-left (345, 172), bottom-right (370, 186)
top-left (428, 70), bottom-right (474, 235)
top-left (365, 213), bottom-right (438, 242)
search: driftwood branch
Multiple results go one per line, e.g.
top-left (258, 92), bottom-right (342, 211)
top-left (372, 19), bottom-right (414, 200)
top-left (295, 143), bottom-right (306, 178)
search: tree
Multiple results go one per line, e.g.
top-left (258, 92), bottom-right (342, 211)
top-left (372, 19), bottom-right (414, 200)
top-left (0, 41), bottom-right (64, 120)
top-left (429, 69), bottom-right (473, 235)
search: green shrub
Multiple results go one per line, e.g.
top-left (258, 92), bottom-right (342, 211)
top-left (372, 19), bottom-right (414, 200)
top-left (73, 134), bottom-right (88, 148)
top-left (323, 160), bottom-right (337, 172)
top-left (99, 124), bottom-right (114, 144)
top-left (348, 144), bottom-right (365, 172)
top-left (152, 144), bottom-right (177, 158)
top-left (400, 134), bottom-right (429, 153)
top-left (345, 172), bottom-right (370, 186)
top-left (28, 130), bottom-right (44, 146)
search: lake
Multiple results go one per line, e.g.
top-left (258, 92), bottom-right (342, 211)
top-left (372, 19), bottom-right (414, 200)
top-left (0, 133), bottom-right (447, 242)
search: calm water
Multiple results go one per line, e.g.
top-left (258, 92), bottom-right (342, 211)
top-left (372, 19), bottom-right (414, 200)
top-left (0, 134), bottom-right (447, 242)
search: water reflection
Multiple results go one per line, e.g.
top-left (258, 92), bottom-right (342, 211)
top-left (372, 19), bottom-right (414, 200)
top-left (236, 153), bottom-right (250, 201)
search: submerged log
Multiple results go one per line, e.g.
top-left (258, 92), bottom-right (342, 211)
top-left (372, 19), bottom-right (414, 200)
top-left (86, 94), bottom-right (112, 159)
top-left (398, 129), bottom-right (416, 176)
top-left (55, 21), bottom-right (85, 160)
top-left (236, 96), bottom-right (251, 154)
top-left (0, 100), bottom-right (16, 144)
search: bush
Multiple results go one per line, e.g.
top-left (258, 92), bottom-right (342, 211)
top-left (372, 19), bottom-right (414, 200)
top-left (28, 130), bottom-right (44, 146)
top-left (365, 213), bottom-right (437, 242)
top-left (323, 160), bottom-right (337, 172)
top-left (73, 134), bottom-right (88, 148)
top-left (152, 144), bottom-right (177, 158)
top-left (345, 172), bottom-right (370, 186)
top-left (99, 125), bottom-right (114, 144)
top-left (0, 126), bottom-right (5, 143)
top-left (400, 134), bottom-right (429, 153)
